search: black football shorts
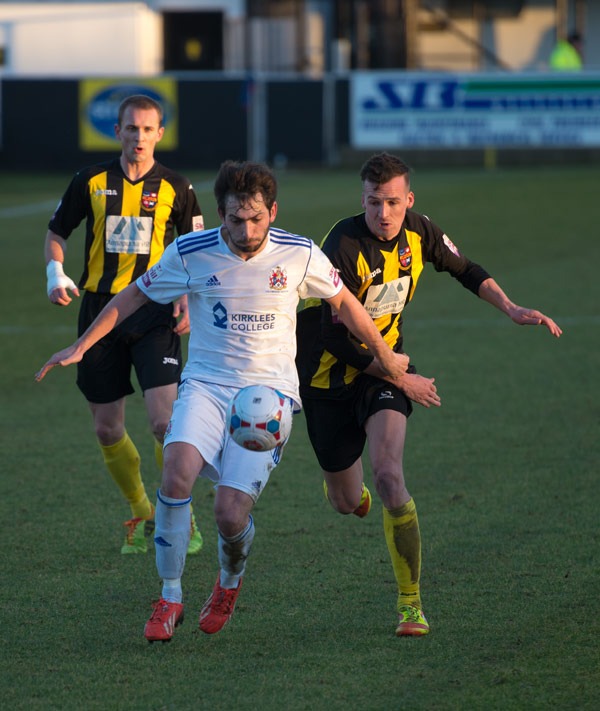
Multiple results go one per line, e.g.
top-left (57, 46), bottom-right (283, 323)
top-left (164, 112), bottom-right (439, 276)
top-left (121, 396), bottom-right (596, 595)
top-left (301, 373), bottom-right (413, 472)
top-left (76, 291), bottom-right (183, 404)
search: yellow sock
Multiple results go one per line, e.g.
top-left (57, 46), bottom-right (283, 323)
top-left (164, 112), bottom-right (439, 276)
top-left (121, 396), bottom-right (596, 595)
top-left (383, 498), bottom-right (422, 611)
top-left (99, 432), bottom-right (152, 519)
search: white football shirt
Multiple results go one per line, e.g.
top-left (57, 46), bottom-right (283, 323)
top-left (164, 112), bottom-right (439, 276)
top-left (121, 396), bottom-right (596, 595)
top-left (137, 226), bottom-right (342, 406)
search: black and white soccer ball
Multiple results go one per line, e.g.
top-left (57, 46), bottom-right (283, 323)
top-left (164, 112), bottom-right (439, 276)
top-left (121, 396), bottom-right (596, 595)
top-left (226, 385), bottom-right (292, 452)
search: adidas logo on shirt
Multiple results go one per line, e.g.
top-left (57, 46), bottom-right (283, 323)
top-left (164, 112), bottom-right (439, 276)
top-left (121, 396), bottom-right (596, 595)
top-left (205, 275), bottom-right (221, 287)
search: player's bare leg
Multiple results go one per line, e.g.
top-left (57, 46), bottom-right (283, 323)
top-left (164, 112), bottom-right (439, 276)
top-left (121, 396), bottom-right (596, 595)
top-left (323, 459), bottom-right (371, 517)
top-left (199, 487), bottom-right (255, 634)
top-left (91, 398), bottom-right (155, 553)
top-left (365, 410), bottom-right (429, 635)
top-left (145, 442), bottom-right (203, 642)
top-left (144, 384), bottom-right (203, 555)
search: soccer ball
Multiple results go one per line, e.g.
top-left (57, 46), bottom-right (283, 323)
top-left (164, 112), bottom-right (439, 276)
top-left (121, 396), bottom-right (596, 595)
top-left (226, 385), bottom-right (292, 452)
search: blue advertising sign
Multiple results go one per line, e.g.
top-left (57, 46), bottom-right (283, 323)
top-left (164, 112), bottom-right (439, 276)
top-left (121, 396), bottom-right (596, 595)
top-left (79, 78), bottom-right (178, 151)
top-left (351, 72), bottom-right (600, 148)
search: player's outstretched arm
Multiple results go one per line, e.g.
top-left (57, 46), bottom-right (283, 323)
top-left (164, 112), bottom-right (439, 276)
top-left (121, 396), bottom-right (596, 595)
top-left (325, 285), bottom-right (409, 379)
top-left (35, 342), bottom-right (86, 381)
top-left (35, 283), bottom-right (150, 382)
top-left (506, 305), bottom-right (563, 336)
top-left (478, 278), bottom-right (562, 338)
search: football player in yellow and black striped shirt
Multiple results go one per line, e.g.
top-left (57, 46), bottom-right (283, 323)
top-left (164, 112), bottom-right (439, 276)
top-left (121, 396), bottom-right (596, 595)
top-left (43, 95), bottom-right (205, 556)
top-left (296, 152), bottom-right (562, 637)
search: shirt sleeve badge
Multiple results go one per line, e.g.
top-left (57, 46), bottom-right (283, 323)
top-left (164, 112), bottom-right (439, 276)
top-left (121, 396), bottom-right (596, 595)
top-left (442, 233), bottom-right (461, 256)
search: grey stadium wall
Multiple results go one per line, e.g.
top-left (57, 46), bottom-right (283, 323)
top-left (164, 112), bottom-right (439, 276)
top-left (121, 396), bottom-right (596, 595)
top-left (4, 76), bottom-right (593, 172)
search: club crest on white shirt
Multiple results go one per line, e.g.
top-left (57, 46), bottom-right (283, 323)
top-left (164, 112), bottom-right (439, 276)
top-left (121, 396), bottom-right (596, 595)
top-left (269, 266), bottom-right (288, 290)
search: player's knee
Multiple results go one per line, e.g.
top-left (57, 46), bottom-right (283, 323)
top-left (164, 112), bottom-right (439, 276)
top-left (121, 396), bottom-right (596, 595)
top-left (160, 465), bottom-right (194, 500)
top-left (95, 421), bottom-right (124, 445)
top-left (215, 512), bottom-right (248, 538)
top-left (159, 479), bottom-right (192, 500)
top-left (326, 487), bottom-right (361, 515)
top-left (149, 416), bottom-right (169, 443)
top-left (214, 495), bottom-right (252, 537)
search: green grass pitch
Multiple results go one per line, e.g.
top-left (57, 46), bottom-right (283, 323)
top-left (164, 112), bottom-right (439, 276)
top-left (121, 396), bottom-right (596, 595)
top-left (1, 163), bottom-right (598, 710)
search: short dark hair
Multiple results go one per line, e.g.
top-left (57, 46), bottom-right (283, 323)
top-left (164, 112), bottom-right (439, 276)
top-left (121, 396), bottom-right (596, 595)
top-left (117, 94), bottom-right (164, 126)
top-left (360, 152), bottom-right (411, 187)
top-left (214, 161), bottom-right (278, 213)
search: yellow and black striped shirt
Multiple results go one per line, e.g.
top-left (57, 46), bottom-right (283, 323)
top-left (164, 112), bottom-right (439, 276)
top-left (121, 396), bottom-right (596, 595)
top-left (49, 159), bottom-right (203, 294)
top-left (296, 210), bottom-right (490, 394)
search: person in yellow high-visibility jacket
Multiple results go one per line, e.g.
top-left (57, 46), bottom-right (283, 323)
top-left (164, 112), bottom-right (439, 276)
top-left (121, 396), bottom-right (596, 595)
top-left (549, 32), bottom-right (583, 70)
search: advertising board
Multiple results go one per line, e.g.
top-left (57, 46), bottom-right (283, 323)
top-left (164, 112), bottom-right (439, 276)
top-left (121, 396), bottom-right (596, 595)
top-left (351, 72), bottom-right (600, 148)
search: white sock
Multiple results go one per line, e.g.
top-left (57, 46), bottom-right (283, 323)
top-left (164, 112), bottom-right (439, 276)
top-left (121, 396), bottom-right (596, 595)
top-left (218, 515), bottom-right (255, 589)
top-left (162, 578), bottom-right (183, 604)
top-left (155, 491), bottom-right (192, 583)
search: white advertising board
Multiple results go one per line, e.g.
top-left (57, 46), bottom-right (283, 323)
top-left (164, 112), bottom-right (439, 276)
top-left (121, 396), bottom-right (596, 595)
top-left (351, 72), bottom-right (600, 148)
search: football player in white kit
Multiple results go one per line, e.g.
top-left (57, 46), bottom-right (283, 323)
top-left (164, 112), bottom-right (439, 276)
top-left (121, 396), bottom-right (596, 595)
top-left (36, 161), bottom-right (410, 642)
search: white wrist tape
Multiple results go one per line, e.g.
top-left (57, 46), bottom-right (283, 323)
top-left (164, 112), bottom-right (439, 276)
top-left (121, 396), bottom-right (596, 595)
top-left (46, 259), bottom-right (77, 297)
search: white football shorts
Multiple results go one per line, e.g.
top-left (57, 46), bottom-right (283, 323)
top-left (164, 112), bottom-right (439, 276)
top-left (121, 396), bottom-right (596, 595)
top-left (164, 379), bottom-right (291, 502)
